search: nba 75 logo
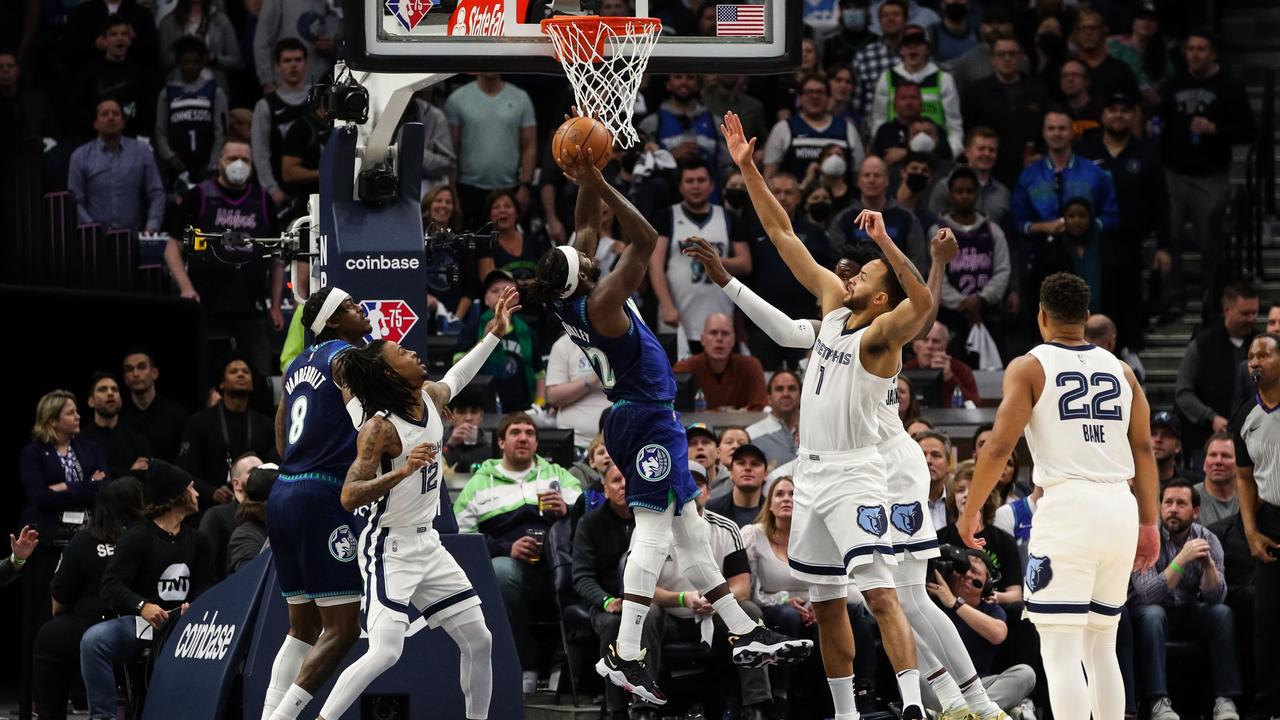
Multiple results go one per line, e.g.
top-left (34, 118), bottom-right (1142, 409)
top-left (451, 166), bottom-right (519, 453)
top-left (361, 300), bottom-right (419, 344)
top-left (386, 0), bottom-right (436, 31)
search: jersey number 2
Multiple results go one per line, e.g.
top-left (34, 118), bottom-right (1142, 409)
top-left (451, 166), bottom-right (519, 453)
top-left (584, 347), bottom-right (617, 390)
top-left (1056, 372), bottom-right (1123, 421)
top-left (286, 396), bottom-right (308, 445)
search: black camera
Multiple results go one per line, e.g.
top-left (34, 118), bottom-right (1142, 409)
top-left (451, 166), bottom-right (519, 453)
top-left (357, 163), bottom-right (399, 206)
top-left (308, 66), bottom-right (369, 124)
top-left (927, 543), bottom-right (973, 581)
top-left (424, 225), bottom-right (496, 285)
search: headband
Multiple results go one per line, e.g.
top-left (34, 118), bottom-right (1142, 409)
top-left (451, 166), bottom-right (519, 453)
top-left (309, 288), bottom-right (351, 334)
top-left (556, 246), bottom-right (581, 300)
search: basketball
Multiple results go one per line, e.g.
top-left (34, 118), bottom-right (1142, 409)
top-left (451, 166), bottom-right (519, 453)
top-left (552, 115), bottom-right (613, 172)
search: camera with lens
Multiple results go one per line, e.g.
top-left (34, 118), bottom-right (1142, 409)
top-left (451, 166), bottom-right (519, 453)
top-left (423, 225), bottom-right (496, 286)
top-left (308, 66), bottom-right (369, 124)
top-left (928, 544), bottom-right (1000, 599)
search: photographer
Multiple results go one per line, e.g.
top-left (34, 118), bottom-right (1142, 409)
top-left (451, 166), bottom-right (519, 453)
top-left (925, 549), bottom-right (1037, 716)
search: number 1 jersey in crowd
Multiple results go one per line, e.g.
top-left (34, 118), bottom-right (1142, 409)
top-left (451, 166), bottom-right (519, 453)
top-left (280, 340), bottom-right (358, 479)
top-left (552, 297), bottom-right (676, 403)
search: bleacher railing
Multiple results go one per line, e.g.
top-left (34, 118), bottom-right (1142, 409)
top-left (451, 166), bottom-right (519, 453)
top-left (1227, 66), bottom-right (1275, 283)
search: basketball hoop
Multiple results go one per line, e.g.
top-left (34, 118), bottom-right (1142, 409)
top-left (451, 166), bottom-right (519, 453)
top-left (541, 16), bottom-right (662, 148)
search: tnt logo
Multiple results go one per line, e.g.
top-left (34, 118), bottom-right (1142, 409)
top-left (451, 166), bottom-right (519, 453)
top-left (386, 0), bottom-right (436, 31)
top-left (361, 300), bottom-right (419, 344)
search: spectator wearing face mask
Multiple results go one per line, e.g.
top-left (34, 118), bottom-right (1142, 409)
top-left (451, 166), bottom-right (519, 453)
top-left (872, 24), bottom-right (964, 159)
top-left (800, 145), bottom-right (855, 216)
top-left (871, 80), bottom-right (952, 167)
top-left (823, 0), bottom-right (875, 71)
top-left (762, 74), bottom-right (866, 181)
top-left (894, 151), bottom-right (940, 231)
top-left (829, 156), bottom-right (929, 271)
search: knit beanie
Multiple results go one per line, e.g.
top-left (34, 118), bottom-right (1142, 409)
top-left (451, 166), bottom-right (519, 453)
top-left (145, 460), bottom-right (193, 506)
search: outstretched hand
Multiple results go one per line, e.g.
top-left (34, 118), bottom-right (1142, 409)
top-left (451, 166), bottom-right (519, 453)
top-left (563, 144), bottom-right (605, 189)
top-left (485, 285), bottom-right (522, 337)
top-left (931, 227), bottom-right (959, 265)
top-left (9, 526), bottom-right (38, 561)
top-left (680, 236), bottom-right (732, 287)
top-left (719, 112), bottom-right (757, 170)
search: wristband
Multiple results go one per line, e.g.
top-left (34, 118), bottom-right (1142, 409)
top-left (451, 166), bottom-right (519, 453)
top-left (678, 591), bottom-right (686, 608)
top-left (602, 596), bottom-right (614, 610)
top-left (10, 554), bottom-right (25, 568)
top-left (1169, 560), bottom-right (1184, 574)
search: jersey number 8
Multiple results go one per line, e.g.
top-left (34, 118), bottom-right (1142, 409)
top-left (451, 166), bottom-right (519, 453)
top-left (287, 396), bottom-right (308, 445)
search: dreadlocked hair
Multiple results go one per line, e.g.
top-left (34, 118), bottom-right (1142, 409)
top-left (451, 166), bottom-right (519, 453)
top-left (302, 287), bottom-right (341, 343)
top-left (520, 247), bottom-right (571, 306)
top-left (337, 340), bottom-right (419, 424)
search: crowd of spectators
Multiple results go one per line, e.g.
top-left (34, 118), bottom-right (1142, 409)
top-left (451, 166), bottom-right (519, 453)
top-left (6, 0), bottom-right (1277, 717)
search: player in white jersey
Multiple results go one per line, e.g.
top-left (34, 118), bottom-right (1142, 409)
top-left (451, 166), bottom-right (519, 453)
top-left (721, 111), bottom-right (937, 720)
top-left (314, 286), bottom-right (521, 720)
top-left (688, 232), bottom-right (1012, 719)
top-left (959, 273), bottom-right (1159, 720)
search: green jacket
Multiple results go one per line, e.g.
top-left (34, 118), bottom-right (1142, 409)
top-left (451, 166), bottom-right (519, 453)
top-left (453, 456), bottom-right (581, 558)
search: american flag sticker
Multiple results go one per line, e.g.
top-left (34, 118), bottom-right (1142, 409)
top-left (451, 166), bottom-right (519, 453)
top-left (716, 4), bottom-right (766, 36)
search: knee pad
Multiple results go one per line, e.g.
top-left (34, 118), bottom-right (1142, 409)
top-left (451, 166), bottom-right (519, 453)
top-left (626, 509), bottom-right (674, 585)
top-left (810, 583), bottom-right (849, 603)
top-left (671, 512), bottom-right (722, 592)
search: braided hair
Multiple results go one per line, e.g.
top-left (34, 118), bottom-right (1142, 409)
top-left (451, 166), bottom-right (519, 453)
top-left (337, 340), bottom-right (419, 424)
top-left (520, 247), bottom-right (571, 307)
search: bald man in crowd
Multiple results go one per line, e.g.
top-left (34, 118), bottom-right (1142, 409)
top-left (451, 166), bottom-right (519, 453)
top-left (1085, 314), bottom-right (1146, 384)
top-left (673, 313), bottom-right (768, 410)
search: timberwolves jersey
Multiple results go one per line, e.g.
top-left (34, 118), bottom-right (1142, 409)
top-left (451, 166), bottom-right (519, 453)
top-left (779, 114), bottom-right (857, 179)
top-left (280, 340), bottom-right (358, 479)
top-left (552, 297), bottom-right (676, 404)
top-left (164, 77), bottom-right (217, 170)
top-left (798, 309), bottom-right (885, 452)
top-left (1024, 343), bottom-right (1134, 488)
top-left (665, 204), bottom-right (735, 342)
top-left (365, 397), bottom-right (445, 528)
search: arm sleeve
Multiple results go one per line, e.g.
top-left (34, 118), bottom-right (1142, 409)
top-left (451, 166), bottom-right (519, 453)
top-left (101, 531), bottom-right (148, 614)
top-left (250, 100), bottom-right (279, 195)
top-left (572, 520), bottom-right (610, 607)
top-left (440, 333), bottom-right (501, 400)
top-left (1174, 341), bottom-right (1218, 426)
top-left (1094, 171), bottom-right (1119, 232)
top-left (940, 74), bottom-right (964, 158)
top-left (212, 15), bottom-right (243, 72)
top-left (980, 222), bottom-right (1011, 305)
top-left (421, 105), bottom-right (457, 179)
top-left (721, 278), bottom-right (817, 348)
top-left (762, 121), bottom-right (791, 166)
top-left (1011, 174), bottom-right (1035, 236)
top-left (19, 447), bottom-right (92, 512)
top-left (845, 117), bottom-right (867, 169)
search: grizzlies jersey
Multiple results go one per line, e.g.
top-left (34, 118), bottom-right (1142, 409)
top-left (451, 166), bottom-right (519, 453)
top-left (798, 309), bottom-right (884, 452)
top-left (366, 396), bottom-right (445, 528)
top-left (280, 340), bottom-right (357, 479)
top-left (1025, 343), bottom-right (1135, 488)
top-left (875, 367), bottom-right (906, 445)
top-left (553, 296), bottom-right (676, 404)
top-left (664, 204), bottom-right (735, 342)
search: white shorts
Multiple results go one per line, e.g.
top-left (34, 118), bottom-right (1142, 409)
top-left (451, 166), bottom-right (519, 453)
top-left (788, 445), bottom-right (897, 591)
top-left (360, 524), bottom-right (481, 632)
top-left (1024, 481), bottom-right (1136, 628)
top-left (880, 432), bottom-right (940, 562)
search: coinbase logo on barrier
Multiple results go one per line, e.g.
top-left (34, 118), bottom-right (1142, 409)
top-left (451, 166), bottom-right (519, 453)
top-left (173, 610), bottom-right (237, 661)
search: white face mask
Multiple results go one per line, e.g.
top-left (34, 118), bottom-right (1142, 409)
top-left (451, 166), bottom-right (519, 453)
top-left (820, 154), bottom-right (847, 177)
top-left (225, 158), bottom-right (252, 186)
top-left (908, 131), bottom-right (937, 154)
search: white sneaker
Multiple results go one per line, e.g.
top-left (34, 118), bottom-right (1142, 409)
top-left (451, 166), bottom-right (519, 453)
top-left (522, 669), bottom-right (539, 695)
top-left (1213, 697), bottom-right (1239, 720)
top-left (1150, 696), bottom-right (1180, 720)
top-left (1013, 699), bottom-right (1036, 720)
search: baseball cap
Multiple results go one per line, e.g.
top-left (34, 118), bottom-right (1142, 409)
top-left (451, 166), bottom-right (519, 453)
top-left (1105, 92), bottom-right (1137, 109)
top-left (731, 443), bottom-right (768, 465)
top-left (686, 422), bottom-right (718, 444)
top-left (245, 464), bottom-right (280, 503)
top-left (901, 24), bottom-right (929, 46)
top-left (1151, 409), bottom-right (1181, 438)
top-left (482, 269), bottom-right (516, 292)
top-left (688, 460), bottom-right (708, 482)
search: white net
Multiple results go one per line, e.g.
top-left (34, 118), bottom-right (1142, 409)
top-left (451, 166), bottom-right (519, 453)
top-left (542, 17), bottom-right (661, 148)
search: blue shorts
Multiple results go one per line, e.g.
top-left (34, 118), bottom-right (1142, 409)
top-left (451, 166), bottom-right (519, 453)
top-left (266, 473), bottom-right (362, 601)
top-left (603, 402), bottom-right (699, 514)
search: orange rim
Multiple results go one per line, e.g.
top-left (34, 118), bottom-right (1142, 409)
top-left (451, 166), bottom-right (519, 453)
top-left (540, 16), bottom-right (662, 63)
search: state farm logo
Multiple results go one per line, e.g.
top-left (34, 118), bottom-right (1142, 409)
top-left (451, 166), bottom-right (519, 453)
top-left (345, 254), bottom-right (421, 271)
top-left (386, 0), bottom-right (435, 31)
top-left (448, 0), bottom-right (506, 36)
top-left (361, 300), bottom-right (419, 344)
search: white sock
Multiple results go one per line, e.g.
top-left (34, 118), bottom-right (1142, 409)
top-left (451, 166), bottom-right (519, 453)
top-left (617, 600), bottom-right (650, 660)
top-left (960, 673), bottom-right (1003, 717)
top-left (261, 635), bottom-right (313, 720)
top-left (926, 666), bottom-right (968, 712)
top-left (267, 684), bottom-right (312, 720)
top-left (896, 669), bottom-right (924, 719)
top-left (829, 675), bottom-right (859, 720)
top-left (711, 593), bottom-right (756, 636)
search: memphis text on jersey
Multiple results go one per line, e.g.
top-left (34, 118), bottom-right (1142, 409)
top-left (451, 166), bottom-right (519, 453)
top-left (813, 337), bottom-right (854, 366)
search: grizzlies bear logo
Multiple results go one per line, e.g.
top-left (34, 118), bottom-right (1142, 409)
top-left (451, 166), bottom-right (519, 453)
top-left (856, 505), bottom-right (888, 537)
top-left (890, 502), bottom-right (924, 536)
top-left (1026, 554), bottom-right (1053, 593)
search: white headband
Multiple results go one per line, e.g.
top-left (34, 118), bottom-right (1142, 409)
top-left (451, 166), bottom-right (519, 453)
top-left (309, 288), bottom-right (351, 334)
top-left (556, 246), bottom-right (581, 299)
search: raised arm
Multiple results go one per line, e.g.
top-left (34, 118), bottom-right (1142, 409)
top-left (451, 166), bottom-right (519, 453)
top-left (683, 237), bottom-right (817, 349)
top-left (859, 210), bottom-right (934, 350)
top-left (721, 112), bottom-right (845, 313)
top-left (426, 286), bottom-right (519, 411)
top-left (567, 110), bottom-right (602, 257)
top-left (915, 228), bottom-right (958, 342)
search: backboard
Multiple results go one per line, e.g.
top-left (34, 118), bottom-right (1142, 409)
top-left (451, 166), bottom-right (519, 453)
top-left (342, 0), bottom-right (801, 75)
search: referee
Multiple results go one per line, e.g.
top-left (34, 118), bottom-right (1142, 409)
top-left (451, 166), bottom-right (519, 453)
top-left (1231, 331), bottom-right (1280, 715)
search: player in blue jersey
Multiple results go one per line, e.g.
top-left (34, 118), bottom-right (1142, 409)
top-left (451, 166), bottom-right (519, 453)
top-left (260, 287), bottom-right (371, 720)
top-left (523, 144), bottom-right (812, 705)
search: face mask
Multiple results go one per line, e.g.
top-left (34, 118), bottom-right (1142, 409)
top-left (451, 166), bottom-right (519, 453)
top-left (225, 159), bottom-right (251, 186)
top-left (808, 201), bottom-right (833, 222)
top-left (842, 8), bottom-right (867, 31)
top-left (724, 188), bottom-right (749, 207)
top-left (1037, 32), bottom-right (1065, 55)
top-left (908, 131), bottom-right (937, 154)
top-left (943, 2), bottom-right (967, 21)
top-left (821, 155), bottom-right (848, 177)
top-left (905, 172), bottom-right (929, 193)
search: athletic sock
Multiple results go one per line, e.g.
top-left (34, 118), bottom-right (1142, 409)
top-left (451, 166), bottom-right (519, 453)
top-left (261, 635), bottom-right (313, 720)
top-left (617, 600), bottom-right (650, 660)
top-left (828, 675), bottom-right (859, 720)
top-left (896, 669), bottom-right (924, 719)
top-left (711, 594), bottom-right (757, 636)
top-left (927, 667), bottom-right (968, 713)
top-left (959, 673), bottom-right (1002, 717)
top-left (267, 684), bottom-right (312, 720)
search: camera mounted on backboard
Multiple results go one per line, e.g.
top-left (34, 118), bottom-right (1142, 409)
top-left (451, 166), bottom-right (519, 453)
top-left (308, 64), bottom-right (369, 124)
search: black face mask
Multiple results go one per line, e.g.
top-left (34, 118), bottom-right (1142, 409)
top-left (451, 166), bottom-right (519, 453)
top-left (943, 3), bottom-right (967, 22)
top-left (1037, 32), bottom-right (1065, 55)
top-left (724, 188), bottom-right (749, 207)
top-left (905, 172), bottom-right (929, 193)
top-left (808, 201), bottom-right (833, 222)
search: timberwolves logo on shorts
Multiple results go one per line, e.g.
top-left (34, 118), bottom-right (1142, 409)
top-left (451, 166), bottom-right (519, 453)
top-left (890, 502), bottom-right (924, 536)
top-left (328, 525), bottom-right (357, 562)
top-left (635, 444), bottom-right (672, 483)
top-left (1026, 554), bottom-right (1053, 593)
top-left (856, 505), bottom-right (888, 537)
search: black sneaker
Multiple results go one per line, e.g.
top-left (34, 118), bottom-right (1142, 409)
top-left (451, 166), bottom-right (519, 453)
top-left (729, 625), bottom-right (813, 668)
top-left (594, 644), bottom-right (667, 706)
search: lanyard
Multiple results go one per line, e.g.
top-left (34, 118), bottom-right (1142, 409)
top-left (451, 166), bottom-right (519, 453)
top-left (218, 403), bottom-right (253, 469)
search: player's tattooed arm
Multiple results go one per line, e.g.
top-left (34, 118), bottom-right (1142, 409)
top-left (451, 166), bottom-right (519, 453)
top-left (857, 210), bottom-right (933, 349)
top-left (340, 416), bottom-right (411, 511)
top-left (274, 399), bottom-right (286, 458)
